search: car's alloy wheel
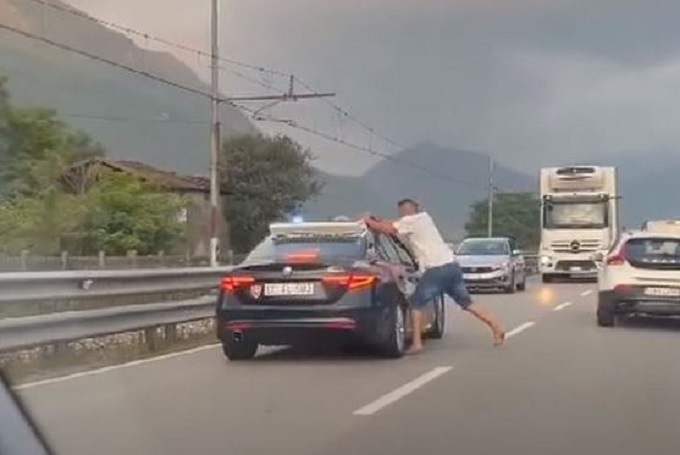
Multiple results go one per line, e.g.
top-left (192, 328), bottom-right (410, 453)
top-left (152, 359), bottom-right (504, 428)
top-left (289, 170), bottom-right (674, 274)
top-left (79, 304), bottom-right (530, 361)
top-left (426, 297), bottom-right (446, 339)
top-left (381, 305), bottom-right (406, 358)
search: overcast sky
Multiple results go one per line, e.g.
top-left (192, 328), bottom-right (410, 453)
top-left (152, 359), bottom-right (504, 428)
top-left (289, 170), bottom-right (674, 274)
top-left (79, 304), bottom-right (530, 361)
top-left (64, 0), bottom-right (680, 175)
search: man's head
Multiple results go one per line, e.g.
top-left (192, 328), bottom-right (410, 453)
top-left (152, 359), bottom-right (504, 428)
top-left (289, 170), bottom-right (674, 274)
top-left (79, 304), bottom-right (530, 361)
top-left (397, 198), bottom-right (420, 217)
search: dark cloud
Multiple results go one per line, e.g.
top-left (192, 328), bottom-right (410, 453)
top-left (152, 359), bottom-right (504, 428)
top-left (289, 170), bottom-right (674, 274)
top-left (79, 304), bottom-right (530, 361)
top-left (65, 0), bottom-right (680, 173)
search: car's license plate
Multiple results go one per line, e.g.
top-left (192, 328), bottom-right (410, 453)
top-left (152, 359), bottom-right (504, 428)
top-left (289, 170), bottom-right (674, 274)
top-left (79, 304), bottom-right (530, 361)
top-left (570, 266), bottom-right (582, 272)
top-left (264, 282), bottom-right (315, 296)
top-left (643, 287), bottom-right (680, 297)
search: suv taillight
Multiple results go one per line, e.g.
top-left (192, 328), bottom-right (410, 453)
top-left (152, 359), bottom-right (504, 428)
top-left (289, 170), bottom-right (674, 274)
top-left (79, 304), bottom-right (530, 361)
top-left (606, 243), bottom-right (627, 266)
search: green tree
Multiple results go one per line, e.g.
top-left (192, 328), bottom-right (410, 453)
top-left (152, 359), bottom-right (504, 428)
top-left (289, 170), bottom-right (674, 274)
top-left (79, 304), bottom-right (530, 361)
top-left (0, 76), bottom-right (104, 200)
top-left (464, 192), bottom-right (540, 249)
top-left (75, 171), bottom-right (187, 255)
top-left (220, 134), bottom-right (324, 252)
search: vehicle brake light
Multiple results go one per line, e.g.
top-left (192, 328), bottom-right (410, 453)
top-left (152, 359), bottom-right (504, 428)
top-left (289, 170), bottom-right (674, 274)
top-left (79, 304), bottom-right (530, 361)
top-left (606, 254), bottom-right (626, 266)
top-left (614, 284), bottom-right (634, 293)
top-left (322, 274), bottom-right (377, 291)
top-left (284, 250), bottom-right (320, 263)
top-left (221, 276), bottom-right (255, 292)
top-left (607, 244), bottom-right (627, 266)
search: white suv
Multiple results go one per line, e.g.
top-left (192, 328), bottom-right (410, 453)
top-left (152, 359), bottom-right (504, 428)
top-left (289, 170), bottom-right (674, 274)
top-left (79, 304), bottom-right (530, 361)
top-left (597, 231), bottom-right (680, 326)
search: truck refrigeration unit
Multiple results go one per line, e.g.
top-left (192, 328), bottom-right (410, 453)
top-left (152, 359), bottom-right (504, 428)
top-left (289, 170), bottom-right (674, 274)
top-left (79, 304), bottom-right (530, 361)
top-left (539, 166), bottom-right (620, 283)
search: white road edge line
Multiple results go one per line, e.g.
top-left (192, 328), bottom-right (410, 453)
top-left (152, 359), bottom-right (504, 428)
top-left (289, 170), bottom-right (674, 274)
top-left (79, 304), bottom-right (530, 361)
top-left (14, 344), bottom-right (221, 391)
top-left (506, 321), bottom-right (535, 338)
top-left (553, 302), bottom-right (573, 312)
top-left (581, 290), bottom-right (593, 297)
top-left (353, 366), bottom-right (454, 416)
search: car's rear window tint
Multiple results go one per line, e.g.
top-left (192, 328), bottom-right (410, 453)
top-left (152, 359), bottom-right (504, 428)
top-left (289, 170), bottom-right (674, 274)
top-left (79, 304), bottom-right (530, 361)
top-left (244, 235), bottom-right (366, 263)
top-left (624, 237), bottom-right (680, 269)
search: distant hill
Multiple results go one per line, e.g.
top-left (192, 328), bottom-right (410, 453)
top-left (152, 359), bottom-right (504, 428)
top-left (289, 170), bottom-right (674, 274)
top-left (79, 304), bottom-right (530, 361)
top-left (0, 0), bottom-right (256, 174)
top-left (305, 142), bottom-right (535, 240)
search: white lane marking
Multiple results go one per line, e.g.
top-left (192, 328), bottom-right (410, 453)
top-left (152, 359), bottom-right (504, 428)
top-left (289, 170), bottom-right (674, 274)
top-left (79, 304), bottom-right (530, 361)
top-left (15, 344), bottom-right (220, 391)
top-left (553, 302), bottom-right (573, 312)
top-left (505, 321), bottom-right (535, 339)
top-left (353, 366), bottom-right (453, 416)
top-left (581, 290), bottom-right (593, 297)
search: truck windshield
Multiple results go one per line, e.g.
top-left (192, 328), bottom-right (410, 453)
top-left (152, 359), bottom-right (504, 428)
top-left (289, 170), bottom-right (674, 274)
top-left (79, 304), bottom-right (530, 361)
top-left (543, 200), bottom-right (608, 229)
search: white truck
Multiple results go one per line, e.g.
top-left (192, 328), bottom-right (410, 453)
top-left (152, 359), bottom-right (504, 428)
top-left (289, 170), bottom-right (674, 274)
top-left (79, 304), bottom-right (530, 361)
top-left (539, 166), bottom-right (620, 283)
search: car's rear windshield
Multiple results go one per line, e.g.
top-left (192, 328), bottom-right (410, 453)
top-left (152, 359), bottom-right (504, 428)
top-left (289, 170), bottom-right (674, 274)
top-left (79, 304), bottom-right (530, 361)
top-left (244, 234), bottom-right (366, 264)
top-left (624, 237), bottom-right (680, 269)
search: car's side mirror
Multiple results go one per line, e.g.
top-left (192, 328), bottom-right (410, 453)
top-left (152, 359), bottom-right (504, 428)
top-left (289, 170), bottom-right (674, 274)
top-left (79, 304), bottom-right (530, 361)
top-left (512, 249), bottom-right (522, 256)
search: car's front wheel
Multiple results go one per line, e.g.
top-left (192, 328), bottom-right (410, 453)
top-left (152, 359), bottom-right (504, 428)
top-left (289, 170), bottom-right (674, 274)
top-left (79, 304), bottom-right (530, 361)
top-left (503, 273), bottom-right (516, 294)
top-left (380, 304), bottom-right (406, 358)
top-left (221, 336), bottom-right (259, 361)
top-left (517, 273), bottom-right (527, 291)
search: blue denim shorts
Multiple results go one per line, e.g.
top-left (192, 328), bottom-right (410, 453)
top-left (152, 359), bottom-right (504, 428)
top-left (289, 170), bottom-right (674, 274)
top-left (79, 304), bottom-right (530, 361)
top-left (410, 261), bottom-right (472, 310)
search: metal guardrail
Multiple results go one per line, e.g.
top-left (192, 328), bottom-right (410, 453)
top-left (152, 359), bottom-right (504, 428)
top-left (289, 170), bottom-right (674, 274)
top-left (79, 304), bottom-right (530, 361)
top-left (0, 297), bottom-right (215, 353)
top-left (0, 267), bottom-right (232, 303)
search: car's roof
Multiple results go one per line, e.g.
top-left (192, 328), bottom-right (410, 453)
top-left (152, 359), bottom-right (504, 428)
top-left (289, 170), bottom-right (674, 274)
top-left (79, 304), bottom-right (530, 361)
top-left (625, 231), bottom-right (680, 240)
top-left (269, 221), bottom-right (367, 238)
top-left (461, 237), bottom-right (510, 242)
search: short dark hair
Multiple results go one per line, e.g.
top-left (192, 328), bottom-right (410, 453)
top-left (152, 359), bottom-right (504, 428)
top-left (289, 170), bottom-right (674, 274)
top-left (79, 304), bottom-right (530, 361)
top-left (397, 198), bottom-right (420, 210)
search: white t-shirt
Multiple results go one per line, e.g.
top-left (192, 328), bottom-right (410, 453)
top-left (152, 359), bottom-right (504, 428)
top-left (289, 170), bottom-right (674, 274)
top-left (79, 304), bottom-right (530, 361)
top-left (393, 212), bottom-right (455, 270)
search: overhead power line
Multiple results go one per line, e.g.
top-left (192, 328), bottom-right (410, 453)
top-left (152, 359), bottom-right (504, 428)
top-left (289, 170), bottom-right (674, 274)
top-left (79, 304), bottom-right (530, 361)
top-left (0, 20), bottom-right (484, 189)
top-left (25, 0), bottom-right (404, 153)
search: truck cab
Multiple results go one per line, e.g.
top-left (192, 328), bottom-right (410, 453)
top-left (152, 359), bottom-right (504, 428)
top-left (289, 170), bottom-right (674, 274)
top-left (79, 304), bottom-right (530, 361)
top-left (539, 166), bottom-right (619, 283)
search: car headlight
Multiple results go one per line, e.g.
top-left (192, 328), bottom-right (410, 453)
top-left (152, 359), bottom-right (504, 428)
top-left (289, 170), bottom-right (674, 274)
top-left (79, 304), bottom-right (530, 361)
top-left (492, 262), bottom-right (510, 271)
top-left (540, 255), bottom-right (551, 265)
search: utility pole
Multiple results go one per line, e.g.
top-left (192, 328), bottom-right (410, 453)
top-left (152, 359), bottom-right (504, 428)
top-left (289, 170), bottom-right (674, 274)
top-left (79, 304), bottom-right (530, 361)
top-left (487, 156), bottom-right (494, 237)
top-left (206, 2), bottom-right (334, 268)
top-left (209, 0), bottom-right (221, 267)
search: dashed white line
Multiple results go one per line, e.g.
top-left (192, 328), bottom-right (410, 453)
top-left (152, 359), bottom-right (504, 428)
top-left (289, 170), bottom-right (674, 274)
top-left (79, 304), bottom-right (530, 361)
top-left (505, 321), bottom-right (535, 339)
top-left (581, 290), bottom-right (593, 297)
top-left (553, 301), bottom-right (573, 312)
top-left (15, 344), bottom-right (221, 391)
top-left (353, 366), bottom-right (454, 416)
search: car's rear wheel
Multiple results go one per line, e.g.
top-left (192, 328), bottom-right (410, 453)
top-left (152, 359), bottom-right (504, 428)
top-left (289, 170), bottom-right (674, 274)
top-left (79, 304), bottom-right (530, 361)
top-left (221, 336), bottom-right (259, 361)
top-left (597, 304), bottom-right (616, 327)
top-left (380, 304), bottom-right (406, 358)
top-left (425, 296), bottom-right (446, 339)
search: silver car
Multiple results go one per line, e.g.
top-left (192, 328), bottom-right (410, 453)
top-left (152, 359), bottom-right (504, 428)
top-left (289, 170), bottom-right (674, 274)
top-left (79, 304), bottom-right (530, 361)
top-left (456, 237), bottom-right (527, 293)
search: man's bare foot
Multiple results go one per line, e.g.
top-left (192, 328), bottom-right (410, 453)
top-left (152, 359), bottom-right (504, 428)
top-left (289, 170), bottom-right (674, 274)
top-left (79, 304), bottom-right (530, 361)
top-left (406, 345), bottom-right (424, 355)
top-left (493, 330), bottom-right (506, 346)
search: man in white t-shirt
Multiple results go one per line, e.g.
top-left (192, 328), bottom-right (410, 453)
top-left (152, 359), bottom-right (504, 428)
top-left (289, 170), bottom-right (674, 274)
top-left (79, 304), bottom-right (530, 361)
top-left (363, 198), bottom-right (505, 354)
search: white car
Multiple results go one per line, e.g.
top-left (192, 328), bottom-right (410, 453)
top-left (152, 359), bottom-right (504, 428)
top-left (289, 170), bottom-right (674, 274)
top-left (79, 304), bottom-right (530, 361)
top-left (597, 230), bottom-right (680, 327)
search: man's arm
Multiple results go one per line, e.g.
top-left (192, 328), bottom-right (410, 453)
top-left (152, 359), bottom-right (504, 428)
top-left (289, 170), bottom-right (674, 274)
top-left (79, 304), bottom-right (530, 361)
top-left (362, 216), bottom-right (398, 235)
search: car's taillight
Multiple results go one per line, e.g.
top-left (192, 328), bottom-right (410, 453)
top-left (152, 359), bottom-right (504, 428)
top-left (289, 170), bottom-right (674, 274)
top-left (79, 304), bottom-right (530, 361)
top-left (221, 276), bottom-right (255, 292)
top-left (607, 244), bottom-right (627, 266)
top-left (606, 254), bottom-right (626, 266)
top-left (322, 274), bottom-right (377, 291)
top-left (614, 284), bottom-right (634, 293)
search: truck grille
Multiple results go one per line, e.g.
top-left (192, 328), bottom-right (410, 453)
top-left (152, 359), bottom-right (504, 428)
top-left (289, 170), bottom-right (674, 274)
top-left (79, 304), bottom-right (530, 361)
top-left (550, 239), bottom-right (602, 253)
top-left (555, 260), bottom-right (596, 271)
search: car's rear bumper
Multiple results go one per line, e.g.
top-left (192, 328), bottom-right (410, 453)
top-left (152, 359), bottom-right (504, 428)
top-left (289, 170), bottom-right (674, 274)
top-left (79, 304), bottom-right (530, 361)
top-left (599, 290), bottom-right (680, 316)
top-left (216, 306), bottom-right (391, 346)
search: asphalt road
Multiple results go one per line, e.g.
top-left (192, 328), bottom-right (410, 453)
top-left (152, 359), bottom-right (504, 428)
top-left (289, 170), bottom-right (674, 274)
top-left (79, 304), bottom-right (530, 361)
top-left (14, 278), bottom-right (680, 455)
